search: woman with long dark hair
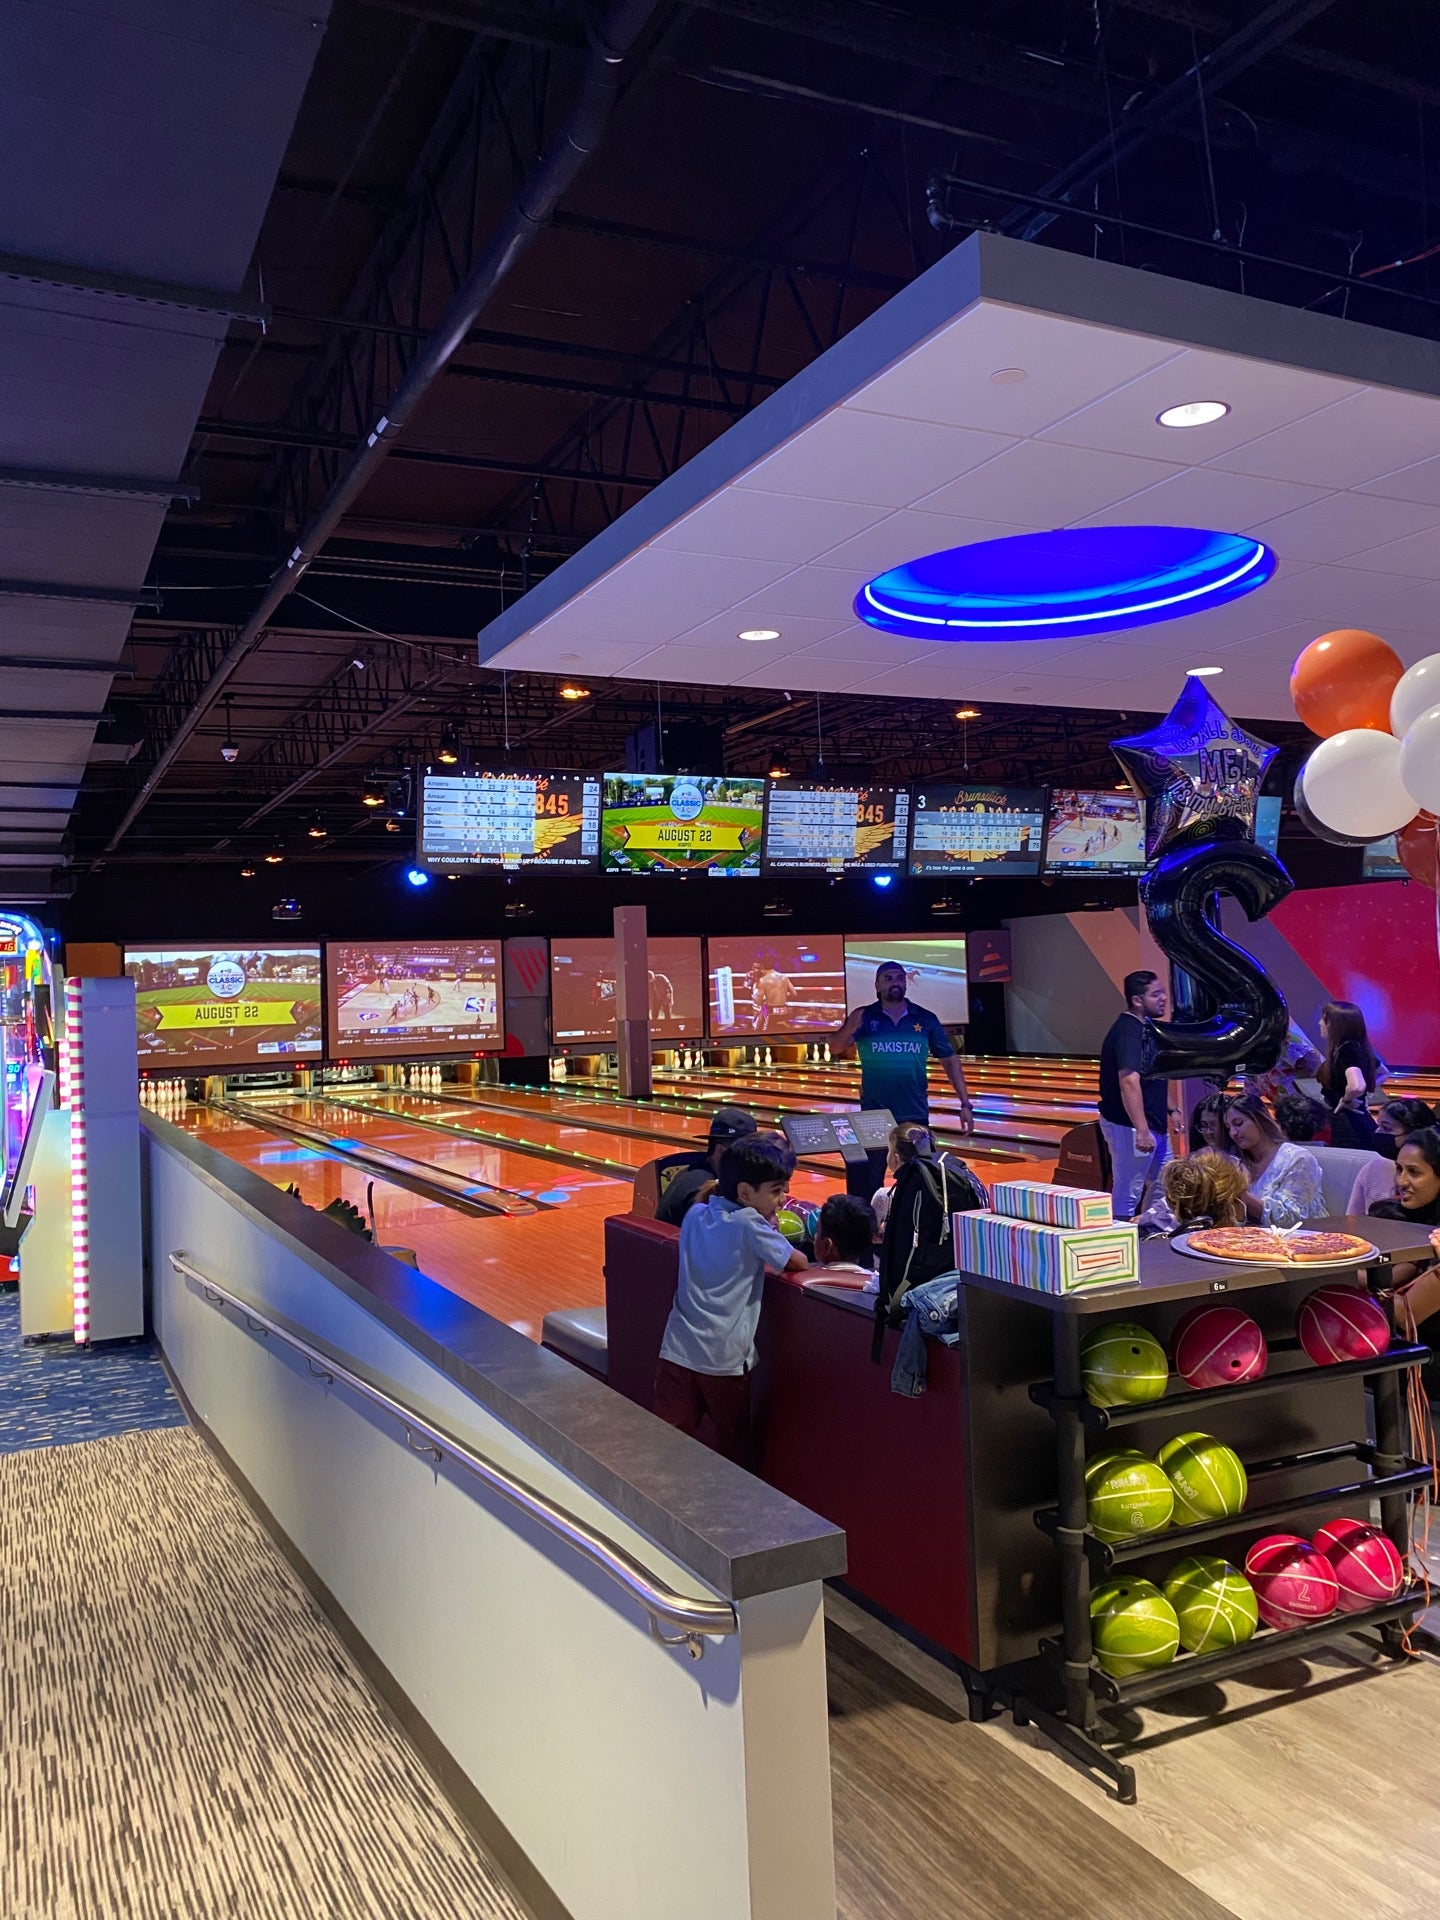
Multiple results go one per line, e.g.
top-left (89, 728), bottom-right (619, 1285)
top-left (1224, 1093), bottom-right (1326, 1224)
top-left (1317, 1001), bottom-right (1380, 1150)
top-left (1369, 1127), bottom-right (1440, 1336)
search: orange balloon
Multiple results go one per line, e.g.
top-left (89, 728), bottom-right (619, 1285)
top-left (1397, 811), bottom-right (1439, 890)
top-left (1290, 629), bottom-right (1404, 737)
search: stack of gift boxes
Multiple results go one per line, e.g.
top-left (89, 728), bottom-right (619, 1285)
top-left (953, 1180), bottom-right (1139, 1294)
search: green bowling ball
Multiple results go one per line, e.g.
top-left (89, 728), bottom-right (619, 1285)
top-left (775, 1208), bottom-right (808, 1244)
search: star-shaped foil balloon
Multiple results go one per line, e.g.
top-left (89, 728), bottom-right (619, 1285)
top-left (1112, 677), bottom-right (1277, 860)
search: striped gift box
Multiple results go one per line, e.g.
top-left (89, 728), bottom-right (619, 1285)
top-left (953, 1211), bottom-right (1139, 1294)
top-left (990, 1180), bottom-right (1112, 1231)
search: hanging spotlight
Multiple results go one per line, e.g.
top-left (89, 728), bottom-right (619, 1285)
top-left (240, 864), bottom-right (257, 879)
top-left (264, 845), bottom-right (285, 866)
top-left (361, 780), bottom-right (385, 808)
top-left (559, 684), bottom-right (589, 701)
top-left (306, 817), bottom-right (328, 840)
top-left (384, 818), bottom-right (402, 833)
top-left (437, 730), bottom-right (460, 766)
top-left (220, 694), bottom-right (239, 764)
top-left (405, 867), bottom-right (431, 889)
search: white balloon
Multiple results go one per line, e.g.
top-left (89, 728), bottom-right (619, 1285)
top-left (1391, 653), bottom-right (1440, 740)
top-left (1302, 728), bottom-right (1417, 839)
top-left (1398, 701), bottom-right (1440, 815)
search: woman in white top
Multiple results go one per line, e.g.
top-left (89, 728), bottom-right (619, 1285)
top-left (1225, 1094), bottom-right (1326, 1224)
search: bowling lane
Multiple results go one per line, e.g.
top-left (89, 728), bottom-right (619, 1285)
top-left (183, 1103), bottom-right (628, 1338)
top-left (328, 1089), bottom-right (841, 1207)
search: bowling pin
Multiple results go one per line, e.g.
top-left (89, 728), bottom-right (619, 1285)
top-left (764, 1046), bottom-right (773, 1068)
top-left (823, 1041), bottom-right (831, 1062)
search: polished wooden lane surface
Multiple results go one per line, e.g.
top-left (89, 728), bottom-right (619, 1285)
top-left (184, 1103), bottom-right (626, 1335)
top-left (825, 1609), bottom-right (1238, 1920)
top-left (185, 1092), bottom-right (843, 1340)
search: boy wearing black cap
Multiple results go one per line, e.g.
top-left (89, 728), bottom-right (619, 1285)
top-left (654, 1106), bottom-right (757, 1226)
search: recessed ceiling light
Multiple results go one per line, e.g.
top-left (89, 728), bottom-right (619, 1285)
top-left (559, 652), bottom-right (581, 662)
top-left (1158, 400), bottom-right (1230, 428)
top-left (989, 367), bottom-right (1028, 385)
top-left (1186, 664), bottom-right (1224, 677)
top-left (738, 627), bottom-right (781, 642)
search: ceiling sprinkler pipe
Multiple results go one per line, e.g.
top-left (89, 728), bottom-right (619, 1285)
top-left (104, 0), bottom-right (665, 857)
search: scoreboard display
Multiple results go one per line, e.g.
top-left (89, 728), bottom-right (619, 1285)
top-left (418, 769), bottom-right (602, 870)
top-left (907, 785), bottom-right (1048, 878)
top-left (762, 782), bottom-right (910, 872)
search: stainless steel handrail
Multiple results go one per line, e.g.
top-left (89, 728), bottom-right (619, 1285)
top-left (168, 1251), bottom-right (738, 1656)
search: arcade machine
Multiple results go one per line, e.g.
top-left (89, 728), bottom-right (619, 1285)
top-left (0, 912), bottom-right (57, 1262)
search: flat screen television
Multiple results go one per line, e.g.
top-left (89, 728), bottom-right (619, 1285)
top-left (326, 940), bottom-right (503, 1058)
top-left (600, 773), bottom-right (763, 876)
top-left (907, 784), bottom-right (1048, 878)
top-left (1254, 795), bottom-right (1282, 855)
top-left (843, 935), bottom-right (969, 1025)
top-left (418, 768), bottom-right (602, 871)
top-left (1361, 834), bottom-right (1406, 880)
top-left (1043, 788), bottom-right (1146, 874)
top-left (706, 934), bottom-right (846, 1038)
top-left (549, 937), bottom-right (705, 1047)
top-left (124, 945), bottom-right (323, 1071)
top-left (762, 780), bottom-right (911, 873)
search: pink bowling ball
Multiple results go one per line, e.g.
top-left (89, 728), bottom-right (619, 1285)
top-left (1172, 1304), bottom-right (1268, 1390)
top-left (1244, 1533), bottom-right (1339, 1630)
top-left (1295, 1284), bottom-right (1390, 1367)
top-left (1312, 1517), bottom-right (1405, 1612)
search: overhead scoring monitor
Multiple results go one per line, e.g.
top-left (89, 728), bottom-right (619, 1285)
top-left (418, 768), bottom-right (602, 871)
top-left (762, 780), bottom-right (911, 872)
top-left (908, 785), bottom-right (1048, 878)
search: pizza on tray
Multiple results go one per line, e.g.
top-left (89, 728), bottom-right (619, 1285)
top-left (1185, 1226), bottom-right (1373, 1265)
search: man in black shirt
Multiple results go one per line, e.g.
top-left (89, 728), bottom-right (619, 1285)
top-left (1098, 970), bottom-right (1173, 1219)
top-left (654, 1107), bottom-right (758, 1226)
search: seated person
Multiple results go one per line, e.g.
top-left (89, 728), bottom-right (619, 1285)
top-left (1273, 1092), bottom-right (1329, 1145)
top-left (876, 1124), bottom-right (987, 1328)
top-left (1346, 1098), bottom-right (1438, 1215)
top-left (654, 1106), bottom-right (757, 1226)
top-left (1369, 1127), bottom-right (1440, 1340)
top-left (653, 1132), bottom-right (805, 1467)
top-left (1138, 1148), bottom-right (1248, 1237)
top-left (1225, 1093), bottom-right (1325, 1224)
top-left (1188, 1091), bottom-right (1232, 1153)
top-left (803, 1193), bottom-right (879, 1291)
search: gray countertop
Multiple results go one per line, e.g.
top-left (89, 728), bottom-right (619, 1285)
top-left (146, 1115), bottom-right (846, 1602)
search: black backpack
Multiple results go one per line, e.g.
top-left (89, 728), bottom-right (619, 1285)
top-left (871, 1152), bottom-right (988, 1360)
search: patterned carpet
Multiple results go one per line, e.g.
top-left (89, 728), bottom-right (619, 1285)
top-left (0, 1288), bottom-right (186, 1454)
top-left (0, 1427), bottom-right (532, 1920)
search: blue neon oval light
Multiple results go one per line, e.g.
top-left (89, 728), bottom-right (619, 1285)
top-left (854, 525), bottom-right (1276, 644)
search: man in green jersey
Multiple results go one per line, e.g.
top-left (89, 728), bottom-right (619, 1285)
top-left (833, 961), bottom-right (973, 1198)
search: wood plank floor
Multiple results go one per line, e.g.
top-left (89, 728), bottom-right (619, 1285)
top-left (825, 1606), bottom-right (1237, 1920)
top-left (827, 1578), bottom-right (1440, 1920)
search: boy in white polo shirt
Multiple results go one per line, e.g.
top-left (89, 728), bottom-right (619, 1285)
top-left (653, 1133), bottom-right (805, 1467)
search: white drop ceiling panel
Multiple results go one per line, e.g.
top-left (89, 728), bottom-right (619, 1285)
top-left (478, 233), bottom-right (1440, 719)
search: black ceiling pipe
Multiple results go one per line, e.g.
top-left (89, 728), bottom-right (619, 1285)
top-left (105, 0), bottom-right (665, 857)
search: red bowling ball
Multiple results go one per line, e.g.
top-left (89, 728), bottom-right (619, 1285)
top-left (1312, 1518), bottom-right (1406, 1612)
top-left (1244, 1534), bottom-right (1339, 1630)
top-left (1295, 1285), bottom-right (1390, 1368)
top-left (1172, 1304), bottom-right (1268, 1390)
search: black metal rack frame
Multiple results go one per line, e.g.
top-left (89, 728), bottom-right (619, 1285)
top-left (999, 1296), bottom-right (1431, 1804)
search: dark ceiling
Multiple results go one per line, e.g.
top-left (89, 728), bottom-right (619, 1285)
top-left (77, 0), bottom-right (1440, 873)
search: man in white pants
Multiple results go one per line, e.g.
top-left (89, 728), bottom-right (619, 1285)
top-left (1097, 970), bottom-right (1173, 1219)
